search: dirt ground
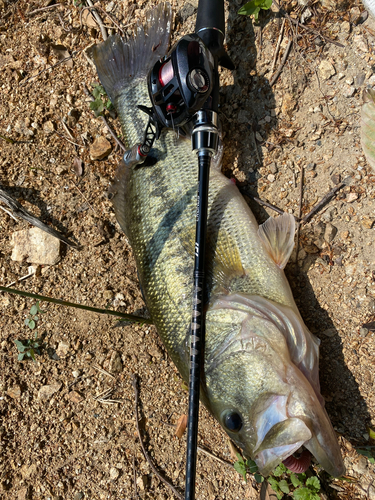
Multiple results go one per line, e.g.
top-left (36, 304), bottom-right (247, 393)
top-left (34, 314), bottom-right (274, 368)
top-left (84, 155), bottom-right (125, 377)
top-left (1, 0), bottom-right (375, 499)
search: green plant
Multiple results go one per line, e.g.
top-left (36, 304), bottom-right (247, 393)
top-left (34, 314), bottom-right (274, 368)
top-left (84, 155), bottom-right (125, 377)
top-left (233, 459), bottom-right (322, 499)
top-left (356, 446), bottom-right (375, 464)
top-left (14, 302), bottom-right (44, 362)
top-left (238, 0), bottom-right (273, 21)
top-left (90, 83), bottom-right (113, 117)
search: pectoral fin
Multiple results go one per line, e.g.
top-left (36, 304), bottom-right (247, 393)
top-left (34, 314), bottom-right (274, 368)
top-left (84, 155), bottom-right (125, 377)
top-left (258, 213), bottom-right (295, 269)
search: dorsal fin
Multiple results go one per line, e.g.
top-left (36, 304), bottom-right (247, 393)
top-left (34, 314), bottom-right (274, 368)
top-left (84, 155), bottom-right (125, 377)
top-left (258, 213), bottom-right (295, 269)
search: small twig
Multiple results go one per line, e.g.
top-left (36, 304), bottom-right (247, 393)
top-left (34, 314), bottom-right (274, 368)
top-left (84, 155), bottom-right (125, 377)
top-left (250, 130), bottom-right (262, 166)
top-left (72, 182), bottom-right (96, 214)
top-left (272, 0), bottom-right (344, 48)
top-left (0, 205), bottom-right (18, 220)
top-left (302, 182), bottom-right (345, 224)
top-left (133, 455), bottom-right (138, 499)
top-left (270, 39), bottom-right (293, 87)
top-left (86, 0), bottom-right (108, 40)
top-left (0, 286), bottom-right (153, 324)
top-left (132, 375), bottom-right (184, 500)
top-left (21, 49), bottom-right (82, 85)
top-left (94, 388), bottom-right (113, 400)
top-left (60, 119), bottom-right (76, 141)
top-left (0, 184), bottom-right (79, 247)
top-left (98, 399), bottom-right (122, 404)
top-left (27, 4), bottom-right (62, 16)
top-left (94, 4), bottom-right (125, 35)
top-left (240, 188), bottom-right (286, 216)
top-left (83, 84), bottom-right (126, 152)
top-left (6, 269), bottom-right (36, 288)
top-left (270, 18), bottom-right (286, 75)
top-left (93, 364), bottom-right (116, 380)
top-left (294, 165), bottom-right (304, 265)
top-left (0, 133), bottom-right (15, 144)
top-left (197, 446), bottom-right (233, 469)
top-left (56, 131), bottom-right (82, 148)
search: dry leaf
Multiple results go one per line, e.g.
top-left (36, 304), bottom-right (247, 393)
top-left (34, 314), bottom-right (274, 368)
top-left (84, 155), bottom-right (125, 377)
top-left (175, 414), bottom-right (187, 439)
top-left (73, 157), bottom-right (83, 177)
top-left (51, 44), bottom-right (73, 68)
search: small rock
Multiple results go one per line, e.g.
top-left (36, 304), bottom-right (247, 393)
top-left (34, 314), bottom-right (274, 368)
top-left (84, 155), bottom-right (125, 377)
top-left (7, 385), bottom-right (21, 399)
top-left (11, 227), bottom-right (60, 265)
top-left (67, 390), bottom-right (84, 403)
top-left (331, 173), bottom-right (341, 185)
top-left (38, 383), bottom-right (62, 401)
top-left (361, 216), bottom-right (374, 229)
top-left (359, 327), bottom-right (369, 337)
top-left (90, 136), bottom-right (112, 160)
top-left (267, 174), bottom-right (275, 183)
top-left (269, 162), bottom-right (278, 174)
top-left (368, 486), bottom-right (375, 500)
top-left (255, 131), bottom-right (263, 142)
top-left (324, 223), bottom-right (337, 243)
top-left (148, 345), bottom-right (163, 360)
top-left (56, 341), bottom-right (70, 358)
top-left (318, 60), bottom-right (335, 80)
top-left (341, 20), bottom-right (350, 33)
top-left (103, 289), bottom-right (114, 300)
top-left (109, 467), bottom-right (120, 481)
top-left (178, 2), bottom-right (195, 21)
top-left (281, 93), bottom-right (296, 116)
top-left (109, 351), bottom-right (123, 373)
top-left (136, 475), bottom-right (148, 491)
top-left (342, 84), bottom-right (355, 98)
top-left (43, 120), bottom-right (55, 135)
top-left (72, 370), bottom-right (81, 378)
top-left (346, 192), bottom-right (358, 203)
top-left (353, 455), bottom-right (368, 475)
top-left (73, 493), bottom-right (84, 500)
top-left (306, 162), bottom-right (315, 171)
top-left (353, 34), bottom-right (368, 52)
top-left (321, 328), bottom-right (336, 337)
top-left (314, 222), bottom-right (326, 239)
top-left (14, 120), bottom-right (34, 137)
top-left (18, 486), bottom-right (30, 500)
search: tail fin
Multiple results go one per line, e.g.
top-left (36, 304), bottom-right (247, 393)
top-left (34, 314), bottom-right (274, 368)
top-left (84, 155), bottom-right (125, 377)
top-left (91, 3), bottom-right (172, 103)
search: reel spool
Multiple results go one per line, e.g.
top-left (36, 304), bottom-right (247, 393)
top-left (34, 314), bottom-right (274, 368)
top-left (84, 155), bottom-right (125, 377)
top-left (148, 34), bottom-right (214, 130)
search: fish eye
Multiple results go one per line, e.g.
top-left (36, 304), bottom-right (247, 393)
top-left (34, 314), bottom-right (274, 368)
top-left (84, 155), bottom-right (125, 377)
top-left (223, 411), bottom-right (243, 432)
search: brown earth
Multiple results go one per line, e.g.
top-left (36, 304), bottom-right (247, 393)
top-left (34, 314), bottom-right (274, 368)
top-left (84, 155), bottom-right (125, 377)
top-left (1, 0), bottom-right (375, 499)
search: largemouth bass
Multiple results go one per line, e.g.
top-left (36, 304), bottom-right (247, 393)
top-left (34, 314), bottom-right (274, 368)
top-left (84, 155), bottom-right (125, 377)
top-left (92, 3), bottom-right (344, 477)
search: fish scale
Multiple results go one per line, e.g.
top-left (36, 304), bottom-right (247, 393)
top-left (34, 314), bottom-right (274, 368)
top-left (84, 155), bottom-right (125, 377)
top-left (92, 3), bottom-right (344, 477)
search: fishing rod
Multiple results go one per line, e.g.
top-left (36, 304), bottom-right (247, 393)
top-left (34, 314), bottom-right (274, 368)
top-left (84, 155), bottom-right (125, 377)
top-left (122, 0), bottom-right (233, 497)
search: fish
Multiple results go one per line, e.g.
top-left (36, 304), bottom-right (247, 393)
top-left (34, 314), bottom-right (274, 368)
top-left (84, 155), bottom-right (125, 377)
top-left (92, 3), bottom-right (344, 477)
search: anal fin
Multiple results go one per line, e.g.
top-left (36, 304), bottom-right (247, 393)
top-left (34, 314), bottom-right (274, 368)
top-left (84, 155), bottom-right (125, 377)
top-left (258, 213), bottom-right (295, 269)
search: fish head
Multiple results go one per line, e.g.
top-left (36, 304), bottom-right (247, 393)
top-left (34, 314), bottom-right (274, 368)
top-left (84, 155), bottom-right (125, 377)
top-left (204, 293), bottom-right (344, 477)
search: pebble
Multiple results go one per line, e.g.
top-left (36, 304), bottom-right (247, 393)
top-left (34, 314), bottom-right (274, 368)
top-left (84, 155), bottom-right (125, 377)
top-left (73, 493), bottom-right (84, 500)
top-left (56, 341), bottom-right (70, 358)
top-left (255, 131), bottom-right (263, 142)
top-left (281, 93), bottom-right (296, 116)
top-left (353, 34), bottom-right (368, 53)
top-left (178, 2), bottom-right (196, 21)
top-left (14, 119), bottom-right (34, 137)
top-left (267, 174), bottom-right (275, 183)
top-left (89, 136), bottom-right (112, 160)
top-left (314, 222), bottom-right (326, 239)
top-left (7, 385), bottom-right (21, 399)
top-left (342, 84), bottom-right (355, 98)
top-left (11, 228), bottom-right (61, 265)
top-left (346, 192), bottom-right (358, 203)
top-left (324, 223), bottom-right (337, 243)
top-left (318, 60), bottom-right (335, 80)
top-left (269, 162), bottom-right (278, 174)
top-left (360, 327), bottom-right (369, 337)
top-left (38, 383), bottom-right (62, 401)
top-left (108, 351), bottom-right (123, 373)
top-left (361, 216), bottom-right (374, 229)
top-left (18, 486), bottom-right (30, 500)
top-left (43, 120), bottom-right (55, 135)
top-left (72, 370), bottom-right (81, 378)
top-left (322, 328), bottom-right (336, 337)
top-left (306, 162), bottom-right (315, 171)
top-left (353, 455), bottom-right (368, 475)
top-left (108, 467), bottom-right (120, 481)
top-left (68, 390), bottom-right (84, 403)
